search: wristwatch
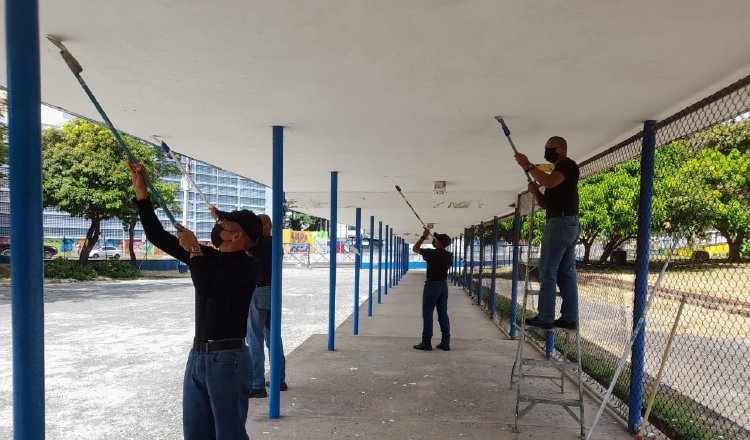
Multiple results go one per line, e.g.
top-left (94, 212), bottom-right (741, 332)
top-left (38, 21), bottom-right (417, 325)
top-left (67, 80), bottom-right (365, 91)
top-left (189, 245), bottom-right (202, 253)
top-left (524, 163), bottom-right (535, 172)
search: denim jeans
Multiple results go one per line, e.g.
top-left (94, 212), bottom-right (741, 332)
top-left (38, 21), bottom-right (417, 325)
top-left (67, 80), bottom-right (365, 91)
top-left (183, 347), bottom-right (252, 440)
top-left (538, 215), bottom-right (581, 323)
top-left (421, 280), bottom-right (450, 345)
top-left (246, 286), bottom-right (286, 390)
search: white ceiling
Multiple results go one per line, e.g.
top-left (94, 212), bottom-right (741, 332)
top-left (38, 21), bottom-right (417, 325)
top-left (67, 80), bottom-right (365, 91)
top-left (2, 1), bottom-right (750, 237)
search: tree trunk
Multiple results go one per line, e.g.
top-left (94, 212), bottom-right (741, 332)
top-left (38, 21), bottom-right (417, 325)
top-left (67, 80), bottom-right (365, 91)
top-left (78, 218), bottom-right (101, 265)
top-left (128, 220), bottom-right (137, 266)
top-left (717, 229), bottom-right (744, 262)
top-left (599, 235), bottom-right (633, 263)
top-left (582, 238), bottom-right (594, 263)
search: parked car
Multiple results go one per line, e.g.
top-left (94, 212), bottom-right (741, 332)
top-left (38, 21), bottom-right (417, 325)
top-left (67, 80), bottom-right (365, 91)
top-left (0, 243), bottom-right (59, 259)
top-left (88, 246), bottom-right (123, 260)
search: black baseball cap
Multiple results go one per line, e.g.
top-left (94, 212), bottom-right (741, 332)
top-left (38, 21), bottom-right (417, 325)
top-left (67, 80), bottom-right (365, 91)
top-left (433, 233), bottom-right (451, 247)
top-left (218, 209), bottom-right (262, 242)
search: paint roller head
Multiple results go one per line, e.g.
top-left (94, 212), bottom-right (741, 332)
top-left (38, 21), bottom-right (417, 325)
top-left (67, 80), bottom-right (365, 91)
top-left (494, 116), bottom-right (511, 136)
top-left (46, 35), bottom-right (83, 74)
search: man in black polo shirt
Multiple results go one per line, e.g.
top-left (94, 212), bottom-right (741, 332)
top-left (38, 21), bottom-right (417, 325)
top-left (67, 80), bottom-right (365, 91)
top-left (130, 163), bottom-right (260, 440)
top-left (412, 229), bottom-right (453, 351)
top-left (514, 136), bottom-right (581, 330)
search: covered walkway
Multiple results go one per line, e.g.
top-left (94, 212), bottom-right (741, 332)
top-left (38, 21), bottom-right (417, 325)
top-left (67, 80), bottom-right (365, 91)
top-left (246, 272), bottom-right (630, 439)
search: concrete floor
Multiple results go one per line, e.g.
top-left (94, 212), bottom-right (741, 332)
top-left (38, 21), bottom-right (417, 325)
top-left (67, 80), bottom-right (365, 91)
top-left (246, 272), bottom-right (633, 439)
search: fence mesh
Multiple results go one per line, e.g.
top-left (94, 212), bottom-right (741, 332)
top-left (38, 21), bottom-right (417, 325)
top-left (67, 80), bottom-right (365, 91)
top-left (457, 74), bottom-right (750, 439)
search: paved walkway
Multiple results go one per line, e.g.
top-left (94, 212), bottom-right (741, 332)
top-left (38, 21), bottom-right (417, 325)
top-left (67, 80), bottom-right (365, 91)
top-left (246, 272), bottom-right (632, 439)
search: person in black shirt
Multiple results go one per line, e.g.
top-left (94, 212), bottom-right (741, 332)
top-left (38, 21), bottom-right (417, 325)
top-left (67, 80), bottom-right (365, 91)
top-left (514, 136), bottom-right (581, 330)
top-left (130, 163), bottom-right (261, 440)
top-left (412, 229), bottom-right (453, 351)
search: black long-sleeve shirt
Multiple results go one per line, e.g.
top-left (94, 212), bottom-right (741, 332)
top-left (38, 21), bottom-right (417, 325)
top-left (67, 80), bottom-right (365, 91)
top-left (136, 197), bottom-right (257, 341)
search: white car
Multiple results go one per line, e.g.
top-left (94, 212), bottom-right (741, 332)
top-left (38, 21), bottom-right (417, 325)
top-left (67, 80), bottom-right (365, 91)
top-left (89, 246), bottom-right (123, 259)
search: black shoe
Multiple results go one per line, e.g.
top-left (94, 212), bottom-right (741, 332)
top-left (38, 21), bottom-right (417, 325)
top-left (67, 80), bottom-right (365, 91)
top-left (436, 342), bottom-right (450, 351)
top-left (525, 316), bottom-right (553, 329)
top-left (265, 381), bottom-right (289, 391)
top-left (553, 318), bottom-right (577, 330)
top-left (413, 342), bottom-right (432, 351)
top-left (249, 389), bottom-right (268, 398)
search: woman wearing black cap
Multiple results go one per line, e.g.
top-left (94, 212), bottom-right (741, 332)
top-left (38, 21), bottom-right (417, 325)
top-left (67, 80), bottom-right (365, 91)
top-left (412, 228), bottom-right (453, 351)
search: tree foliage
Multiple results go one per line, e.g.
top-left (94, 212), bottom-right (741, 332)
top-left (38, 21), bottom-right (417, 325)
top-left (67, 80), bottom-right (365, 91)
top-left (42, 119), bottom-right (179, 264)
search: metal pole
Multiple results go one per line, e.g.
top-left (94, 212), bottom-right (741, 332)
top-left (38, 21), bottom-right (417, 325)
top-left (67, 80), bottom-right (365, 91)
top-left (389, 229), bottom-right (394, 288)
top-left (377, 221), bottom-right (382, 304)
top-left (368, 215), bottom-right (374, 317)
top-left (469, 227), bottom-right (475, 296)
top-left (328, 171), bottom-right (338, 351)
top-left (7, 0), bottom-right (45, 436)
top-left (462, 230), bottom-right (469, 287)
top-left (478, 224), bottom-right (484, 306)
top-left (269, 126), bottom-right (284, 418)
top-left (630, 120), bottom-right (657, 431)
top-left (353, 208), bottom-right (361, 335)
top-left (384, 225), bottom-right (389, 295)
top-left (510, 200), bottom-right (521, 339)
top-left (491, 217), bottom-right (498, 319)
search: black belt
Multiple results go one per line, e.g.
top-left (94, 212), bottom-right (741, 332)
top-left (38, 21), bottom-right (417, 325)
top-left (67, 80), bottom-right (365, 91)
top-left (546, 210), bottom-right (577, 219)
top-left (192, 338), bottom-right (245, 352)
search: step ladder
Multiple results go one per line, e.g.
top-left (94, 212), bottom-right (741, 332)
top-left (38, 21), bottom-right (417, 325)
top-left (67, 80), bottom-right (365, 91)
top-left (509, 199), bottom-right (585, 438)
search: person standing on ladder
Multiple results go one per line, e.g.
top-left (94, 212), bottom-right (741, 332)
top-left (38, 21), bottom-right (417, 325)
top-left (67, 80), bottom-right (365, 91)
top-left (514, 136), bottom-right (581, 330)
top-left (412, 229), bottom-right (453, 351)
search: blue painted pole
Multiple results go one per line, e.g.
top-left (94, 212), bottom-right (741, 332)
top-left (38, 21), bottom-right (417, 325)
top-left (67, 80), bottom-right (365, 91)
top-left (469, 227), bottom-right (475, 296)
top-left (394, 237), bottom-right (398, 285)
top-left (490, 217), bottom-right (498, 319)
top-left (477, 224), bottom-right (484, 306)
top-left (384, 225), bottom-right (389, 295)
top-left (6, 0), bottom-right (45, 436)
top-left (353, 208), bottom-right (361, 335)
top-left (269, 126), bottom-right (284, 418)
top-left (368, 216), bottom-right (374, 317)
top-left (389, 231), bottom-right (394, 287)
top-left (328, 171), bottom-right (338, 351)
top-left (630, 120), bottom-right (657, 431)
top-left (377, 221), bottom-right (383, 304)
top-left (510, 201), bottom-right (521, 339)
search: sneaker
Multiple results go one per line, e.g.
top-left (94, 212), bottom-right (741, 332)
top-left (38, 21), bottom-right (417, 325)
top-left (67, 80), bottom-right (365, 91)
top-left (413, 342), bottom-right (432, 351)
top-left (436, 342), bottom-right (450, 351)
top-left (265, 381), bottom-right (289, 391)
top-left (249, 389), bottom-right (268, 398)
top-left (525, 316), bottom-right (553, 329)
top-left (553, 318), bottom-right (577, 330)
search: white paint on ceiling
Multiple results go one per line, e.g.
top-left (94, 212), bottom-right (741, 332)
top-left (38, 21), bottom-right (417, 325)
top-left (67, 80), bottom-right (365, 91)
top-left (2, 1), bottom-right (750, 236)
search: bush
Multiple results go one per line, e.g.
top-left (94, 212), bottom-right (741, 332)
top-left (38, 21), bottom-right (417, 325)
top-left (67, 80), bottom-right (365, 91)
top-left (92, 260), bottom-right (141, 279)
top-left (44, 258), bottom-right (97, 281)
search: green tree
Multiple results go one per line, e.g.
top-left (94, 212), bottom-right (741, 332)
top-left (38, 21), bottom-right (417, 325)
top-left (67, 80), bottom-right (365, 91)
top-left (42, 119), bottom-right (179, 264)
top-left (284, 211), bottom-right (325, 231)
top-left (577, 177), bottom-right (610, 262)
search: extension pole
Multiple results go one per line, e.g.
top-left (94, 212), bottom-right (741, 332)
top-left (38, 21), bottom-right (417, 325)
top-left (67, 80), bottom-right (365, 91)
top-left (495, 116), bottom-right (532, 183)
top-left (156, 139), bottom-right (211, 208)
top-left (636, 297), bottom-right (687, 440)
top-left (47, 36), bottom-right (180, 227)
top-left (7, 1), bottom-right (45, 437)
top-left (394, 185), bottom-right (433, 239)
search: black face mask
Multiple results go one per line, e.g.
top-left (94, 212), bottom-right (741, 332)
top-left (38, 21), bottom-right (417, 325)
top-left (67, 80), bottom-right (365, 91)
top-left (544, 148), bottom-right (559, 163)
top-left (211, 223), bottom-right (224, 248)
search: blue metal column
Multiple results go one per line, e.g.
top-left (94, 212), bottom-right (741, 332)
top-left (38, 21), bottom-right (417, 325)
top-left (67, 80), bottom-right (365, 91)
top-left (269, 126), bottom-right (284, 418)
top-left (477, 224), bottom-right (483, 306)
top-left (377, 221), bottom-right (383, 304)
top-left (328, 171), bottom-right (338, 351)
top-left (510, 201), bottom-right (521, 339)
top-left (394, 237), bottom-right (398, 284)
top-left (384, 225), bottom-right (389, 295)
top-left (353, 208), bottom-right (362, 335)
top-left (389, 232), bottom-right (394, 287)
top-left (6, 1), bottom-right (45, 436)
top-left (452, 239), bottom-right (457, 285)
top-left (469, 227), bottom-right (475, 296)
top-left (490, 217), bottom-right (498, 319)
top-left (462, 231), bottom-right (468, 287)
top-left (368, 215), bottom-right (374, 317)
top-left (630, 120), bottom-right (657, 431)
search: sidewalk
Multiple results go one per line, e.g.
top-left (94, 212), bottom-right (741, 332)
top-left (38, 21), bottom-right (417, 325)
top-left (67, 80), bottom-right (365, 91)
top-left (246, 272), bottom-right (632, 439)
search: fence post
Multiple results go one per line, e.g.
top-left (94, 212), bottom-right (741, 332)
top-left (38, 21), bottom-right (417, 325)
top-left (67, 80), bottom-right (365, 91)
top-left (463, 229), bottom-right (469, 288)
top-left (469, 227), bottom-right (475, 296)
top-left (328, 171), bottom-right (338, 351)
top-left (269, 126), bottom-right (284, 418)
top-left (630, 120), bottom-right (657, 431)
top-left (477, 224), bottom-right (484, 306)
top-left (384, 225), bottom-right (389, 295)
top-left (353, 207), bottom-right (361, 335)
top-left (490, 217), bottom-right (498, 319)
top-left (510, 199), bottom-right (521, 339)
top-left (368, 215), bottom-right (374, 317)
top-left (377, 221), bottom-right (382, 304)
top-left (7, 0), bottom-right (45, 435)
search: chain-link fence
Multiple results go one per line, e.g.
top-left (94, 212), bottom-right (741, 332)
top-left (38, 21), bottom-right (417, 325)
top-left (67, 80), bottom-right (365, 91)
top-left (454, 75), bottom-right (750, 439)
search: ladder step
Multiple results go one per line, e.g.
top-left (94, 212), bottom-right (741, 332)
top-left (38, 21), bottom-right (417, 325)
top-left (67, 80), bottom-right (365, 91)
top-left (518, 395), bottom-right (581, 407)
top-left (523, 358), bottom-right (579, 370)
top-left (513, 323), bottom-right (578, 333)
top-left (524, 289), bottom-right (561, 297)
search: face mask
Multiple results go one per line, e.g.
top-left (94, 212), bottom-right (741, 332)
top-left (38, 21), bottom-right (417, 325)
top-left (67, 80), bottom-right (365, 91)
top-left (544, 148), bottom-right (559, 163)
top-left (211, 223), bottom-right (224, 247)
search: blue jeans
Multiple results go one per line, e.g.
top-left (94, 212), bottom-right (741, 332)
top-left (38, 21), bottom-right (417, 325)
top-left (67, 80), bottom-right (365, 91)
top-left (422, 281), bottom-right (450, 345)
top-left (183, 347), bottom-right (252, 440)
top-left (538, 216), bottom-right (581, 323)
top-left (247, 286), bottom-right (286, 390)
